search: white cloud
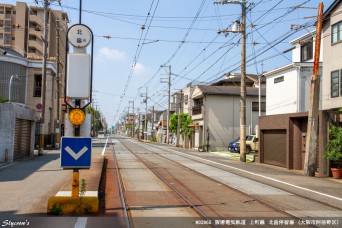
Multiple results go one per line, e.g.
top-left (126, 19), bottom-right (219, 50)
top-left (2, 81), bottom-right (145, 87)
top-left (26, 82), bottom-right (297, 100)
top-left (134, 62), bottom-right (146, 75)
top-left (98, 47), bottom-right (126, 61)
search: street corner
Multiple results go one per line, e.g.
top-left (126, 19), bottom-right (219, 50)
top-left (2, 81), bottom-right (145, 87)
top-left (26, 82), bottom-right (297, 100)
top-left (47, 196), bottom-right (99, 215)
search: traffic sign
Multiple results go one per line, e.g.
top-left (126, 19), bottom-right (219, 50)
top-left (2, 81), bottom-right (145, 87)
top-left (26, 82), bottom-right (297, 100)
top-left (61, 137), bottom-right (92, 168)
top-left (36, 103), bottom-right (43, 111)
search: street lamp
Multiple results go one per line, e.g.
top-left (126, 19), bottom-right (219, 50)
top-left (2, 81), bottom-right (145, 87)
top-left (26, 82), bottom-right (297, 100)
top-left (8, 75), bottom-right (19, 103)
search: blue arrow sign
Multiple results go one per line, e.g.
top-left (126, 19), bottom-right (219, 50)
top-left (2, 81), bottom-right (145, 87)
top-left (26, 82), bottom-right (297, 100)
top-left (61, 137), bottom-right (92, 168)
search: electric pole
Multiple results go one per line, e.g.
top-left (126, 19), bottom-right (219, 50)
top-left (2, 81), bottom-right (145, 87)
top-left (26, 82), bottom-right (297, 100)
top-left (215, 0), bottom-right (247, 162)
top-left (129, 100), bottom-right (135, 138)
top-left (56, 19), bottom-right (61, 148)
top-left (151, 105), bottom-right (154, 139)
top-left (138, 108), bottom-right (140, 139)
top-left (304, 2), bottom-right (324, 177)
top-left (145, 87), bottom-right (148, 140)
top-left (38, 0), bottom-right (50, 156)
top-left (127, 106), bottom-right (130, 136)
top-left (161, 65), bottom-right (171, 144)
top-left (240, 0), bottom-right (247, 163)
top-left (176, 89), bottom-right (182, 147)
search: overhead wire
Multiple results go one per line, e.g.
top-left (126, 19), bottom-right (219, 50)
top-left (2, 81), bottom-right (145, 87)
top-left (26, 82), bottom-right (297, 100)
top-left (148, 0), bottom-right (317, 109)
top-left (113, 0), bottom-right (160, 124)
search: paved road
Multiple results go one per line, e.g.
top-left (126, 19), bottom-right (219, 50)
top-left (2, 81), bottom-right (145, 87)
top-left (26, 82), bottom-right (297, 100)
top-left (0, 139), bottom-right (119, 228)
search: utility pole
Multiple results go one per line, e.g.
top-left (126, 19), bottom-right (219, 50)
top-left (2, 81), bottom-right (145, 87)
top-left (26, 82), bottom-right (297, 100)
top-left (160, 65), bottom-right (171, 144)
top-left (216, 0), bottom-right (247, 162)
top-left (138, 108), bottom-right (140, 139)
top-left (145, 87), bottom-right (148, 140)
top-left (151, 105), bottom-right (154, 140)
top-left (127, 106), bottom-right (130, 136)
top-left (240, 0), bottom-right (247, 163)
top-left (55, 19), bottom-right (61, 148)
top-left (176, 89), bottom-right (182, 147)
top-left (129, 100), bottom-right (135, 138)
top-left (304, 2), bottom-right (324, 177)
top-left (38, 0), bottom-right (50, 156)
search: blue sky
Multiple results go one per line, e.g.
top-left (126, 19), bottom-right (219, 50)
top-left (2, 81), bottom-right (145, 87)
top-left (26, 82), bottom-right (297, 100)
top-left (4, 0), bottom-right (335, 127)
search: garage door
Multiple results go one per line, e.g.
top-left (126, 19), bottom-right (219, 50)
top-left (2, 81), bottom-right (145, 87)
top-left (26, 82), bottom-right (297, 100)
top-left (263, 130), bottom-right (286, 167)
top-left (14, 119), bottom-right (31, 160)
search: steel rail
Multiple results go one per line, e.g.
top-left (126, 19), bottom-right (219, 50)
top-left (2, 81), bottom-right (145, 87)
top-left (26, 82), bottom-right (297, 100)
top-left (116, 138), bottom-right (217, 228)
top-left (109, 137), bottom-right (132, 228)
top-left (132, 140), bottom-right (342, 214)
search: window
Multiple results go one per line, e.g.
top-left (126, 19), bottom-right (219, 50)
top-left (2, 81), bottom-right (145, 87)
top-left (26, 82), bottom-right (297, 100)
top-left (184, 95), bottom-right (188, 105)
top-left (331, 70), bottom-right (339, 98)
top-left (13, 11), bottom-right (16, 15)
top-left (0, 20), bottom-right (3, 27)
top-left (332, 21), bottom-right (342, 44)
top-left (274, 76), bottom-right (284, 84)
top-left (252, 102), bottom-right (266, 112)
top-left (0, 11), bottom-right (4, 14)
top-left (30, 10), bottom-right (37, 15)
top-left (301, 38), bottom-right (313, 61)
top-left (34, 75), bottom-right (42, 97)
top-left (0, 33), bottom-right (3, 40)
top-left (11, 37), bottom-right (15, 40)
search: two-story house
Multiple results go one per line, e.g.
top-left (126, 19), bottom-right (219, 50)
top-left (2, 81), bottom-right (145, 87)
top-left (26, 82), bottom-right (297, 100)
top-left (322, 0), bottom-right (342, 111)
top-left (259, 30), bottom-right (323, 171)
top-left (189, 75), bottom-right (266, 151)
top-left (259, 0), bottom-right (342, 177)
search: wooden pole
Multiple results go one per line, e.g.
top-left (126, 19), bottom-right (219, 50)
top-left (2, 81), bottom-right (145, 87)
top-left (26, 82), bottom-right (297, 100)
top-left (304, 2), bottom-right (324, 177)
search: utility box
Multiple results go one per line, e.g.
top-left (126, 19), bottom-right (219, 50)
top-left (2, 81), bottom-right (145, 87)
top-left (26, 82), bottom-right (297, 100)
top-left (66, 53), bottom-right (91, 99)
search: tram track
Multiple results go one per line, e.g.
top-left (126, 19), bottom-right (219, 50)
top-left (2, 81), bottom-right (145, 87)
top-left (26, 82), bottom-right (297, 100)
top-left (109, 136), bottom-right (342, 227)
top-left (141, 141), bottom-right (342, 212)
top-left (118, 139), bottom-right (297, 220)
top-left (109, 136), bottom-right (215, 228)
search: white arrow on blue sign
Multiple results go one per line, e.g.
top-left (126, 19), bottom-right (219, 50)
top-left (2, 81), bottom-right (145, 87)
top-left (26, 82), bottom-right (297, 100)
top-left (61, 137), bottom-right (92, 168)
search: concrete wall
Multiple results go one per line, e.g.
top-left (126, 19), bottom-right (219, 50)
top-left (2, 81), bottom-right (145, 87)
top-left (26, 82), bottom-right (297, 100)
top-left (266, 66), bottom-right (299, 115)
top-left (322, 1), bottom-right (342, 110)
top-left (258, 111), bottom-right (329, 177)
top-left (0, 103), bottom-right (36, 162)
top-left (205, 95), bottom-right (265, 150)
top-left (266, 66), bottom-right (323, 116)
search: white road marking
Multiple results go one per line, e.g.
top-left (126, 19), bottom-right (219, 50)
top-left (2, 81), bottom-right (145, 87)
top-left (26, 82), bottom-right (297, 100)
top-left (74, 217), bottom-right (87, 228)
top-left (65, 146), bottom-right (88, 160)
top-left (101, 137), bottom-right (109, 155)
top-left (0, 163), bottom-right (16, 169)
top-left (152, 144), bottom-right (342, 202)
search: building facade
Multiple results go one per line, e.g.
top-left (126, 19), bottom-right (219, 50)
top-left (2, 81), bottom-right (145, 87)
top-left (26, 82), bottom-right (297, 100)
top-left (191, 85), bottom-right (265, 151)
top-left (0, 1), bottom-right (68, 147)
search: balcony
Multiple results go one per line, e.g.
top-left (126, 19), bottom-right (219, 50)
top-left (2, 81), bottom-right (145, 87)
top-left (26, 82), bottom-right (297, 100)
top-left (28, 39), bottom-right (43, 53)
top-left (192, 105), bottom-right (203, 120)
top-left (29, 14), bottom-right (44, 26)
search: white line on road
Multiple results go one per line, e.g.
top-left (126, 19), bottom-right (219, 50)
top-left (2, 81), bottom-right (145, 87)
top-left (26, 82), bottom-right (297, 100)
top-left (74, 217), bottom-right (87, 228)
top-left (152, 144), bottom-right (342, 202)
top-left (101, 137), bottom-right (109, 155)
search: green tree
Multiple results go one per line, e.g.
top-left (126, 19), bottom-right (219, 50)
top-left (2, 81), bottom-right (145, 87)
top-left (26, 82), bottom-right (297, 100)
top-left (0, 97), bottom-right (8, 103)
top-left (169, 113), bottom-right (192, 139)
top-left (325, 124), bottom-right (342, 168)
top-left (86, 106), bottom-right (103, 135)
